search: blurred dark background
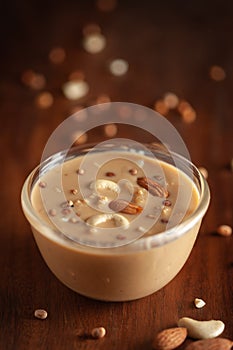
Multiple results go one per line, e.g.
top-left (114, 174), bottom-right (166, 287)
top-left (0, 0), bottom-right (232, 165)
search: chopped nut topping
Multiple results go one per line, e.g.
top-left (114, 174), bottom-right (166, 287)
top-left (70, 189), bottom-right (78, 195)
top-left (77, 168), bottom-right (85, 175)
top-left (48, 209), bottom-right (57, 216)
top-left (129, 168), bottom-right (138, 175)
top-left (109, 199), bottom-right (142, 214)
top-left (198, 167), bottom-right (208, 179)
top-left (105, 172), bottom-right (115, 177)
top-left (160, 218), bottom-right (169, 224)
top-left (163, 199), bottom-right (172, 207)
top-left (194, 298), bottom-right (206, 309)
top-left (137, 177), bottom-right (169, 198)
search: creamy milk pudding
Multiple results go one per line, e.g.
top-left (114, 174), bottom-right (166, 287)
top-left (22, 145), bottom-right (210, 301)
top-left (32, 152), bottom-right (199, 244)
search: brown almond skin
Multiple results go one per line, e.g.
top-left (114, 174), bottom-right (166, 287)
top-left (152, 327), bottom-right (187, 350)
top-left (185, 338), bottom-right (233, 350)
top-left (109, 199), bottom-right (142, 215)
top-left (137, 177), bottom-right (169, 198)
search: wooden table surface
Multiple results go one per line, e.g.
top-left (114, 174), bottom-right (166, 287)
top-left (0, 1), bottom-right (232, 349)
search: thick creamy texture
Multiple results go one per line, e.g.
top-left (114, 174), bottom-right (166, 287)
top-left (32, 151), bottom-right (199, 245)
top-left (29, 150), bottom-right (201, 301)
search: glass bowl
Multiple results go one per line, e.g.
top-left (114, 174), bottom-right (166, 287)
top-left (21, 143), bottom-right (210, 301)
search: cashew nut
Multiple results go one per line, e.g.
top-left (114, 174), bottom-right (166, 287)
top-left (90, 179), bottom-right (120, 195)
top-left (194, 298), bottom-right (206, 309)
top-left (177, 317), bottom-right (225, 339)
top-left (86, 213), bottom-right (129, 228)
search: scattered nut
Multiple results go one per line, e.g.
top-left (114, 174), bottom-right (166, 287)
top-left (163, 200), bottom-right (172, 207)
top-left (194, 298), bottom-right (206, 309)
top-left (48, 209), bottom-right (57, 217)
top-left (178, 317), bottom-right (225, 339)
top-left (185, 338), bottom-right (233, 350)
top-left (91, 326), bottom-right (106, 339)
top-left (105, 172), bottom-right (115, 177)
top-left (129, 168), bottom-right (138, 175)
top-left (86, 213), bottom-right (129, 228)
top-left (90, 179), bottom-right (120, 195)
top-left (152, 327), bottom-right (187, 350)
top-left (109, 199), bottom-right (143, 215)
top-left (198, 167), bottom-right (208, 179)
top-left (137, 177), bottom-right (169, 198)
top-left (70, 189), bottom-right (78, 195)
top-left (77, 168), bottom-right (85, 175)
top-left (34, 309), bottom-right (48, 320)
top-left (133, 187), bottom-right (148, 205)
top-left (216, 225), bottom-right (232, 237)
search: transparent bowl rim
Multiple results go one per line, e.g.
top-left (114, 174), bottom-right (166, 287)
top-left (21, 143), bottom-right (210, 251)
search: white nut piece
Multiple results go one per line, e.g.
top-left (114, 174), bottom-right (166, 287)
top-left (91, 326), bottom-right (106, 339)
top-left (34, 309), bottom-right (48, 320)
top-left (194, 298), bottom-right (206, 309)
top-left (90, 179), bottom-right (120, 194)
top-left (86, 213), bottom-right (129, 228)
top-left (177, 317), bottom-right (225, 339)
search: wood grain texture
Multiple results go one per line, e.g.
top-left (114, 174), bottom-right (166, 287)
top-left (0, 1), bottom-right (232, 349)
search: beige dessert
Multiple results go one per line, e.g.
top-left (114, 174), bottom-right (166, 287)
top-left (22, 146), bottom-right (210, 301)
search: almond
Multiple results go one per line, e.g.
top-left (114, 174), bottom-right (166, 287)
top-left (216, 225), bottom-right (232, 237)
top-left (185, 338), bottom-right (233, 350)
top-left (109, 199), bottom-right (143, 214)
top-left (137, 177), bottom-right (169, 198)
top-left (152, 327), bottom-right (187, 350)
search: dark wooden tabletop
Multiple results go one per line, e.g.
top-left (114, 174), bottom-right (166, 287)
top-left (0, 1), bottom-right (232, 349)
